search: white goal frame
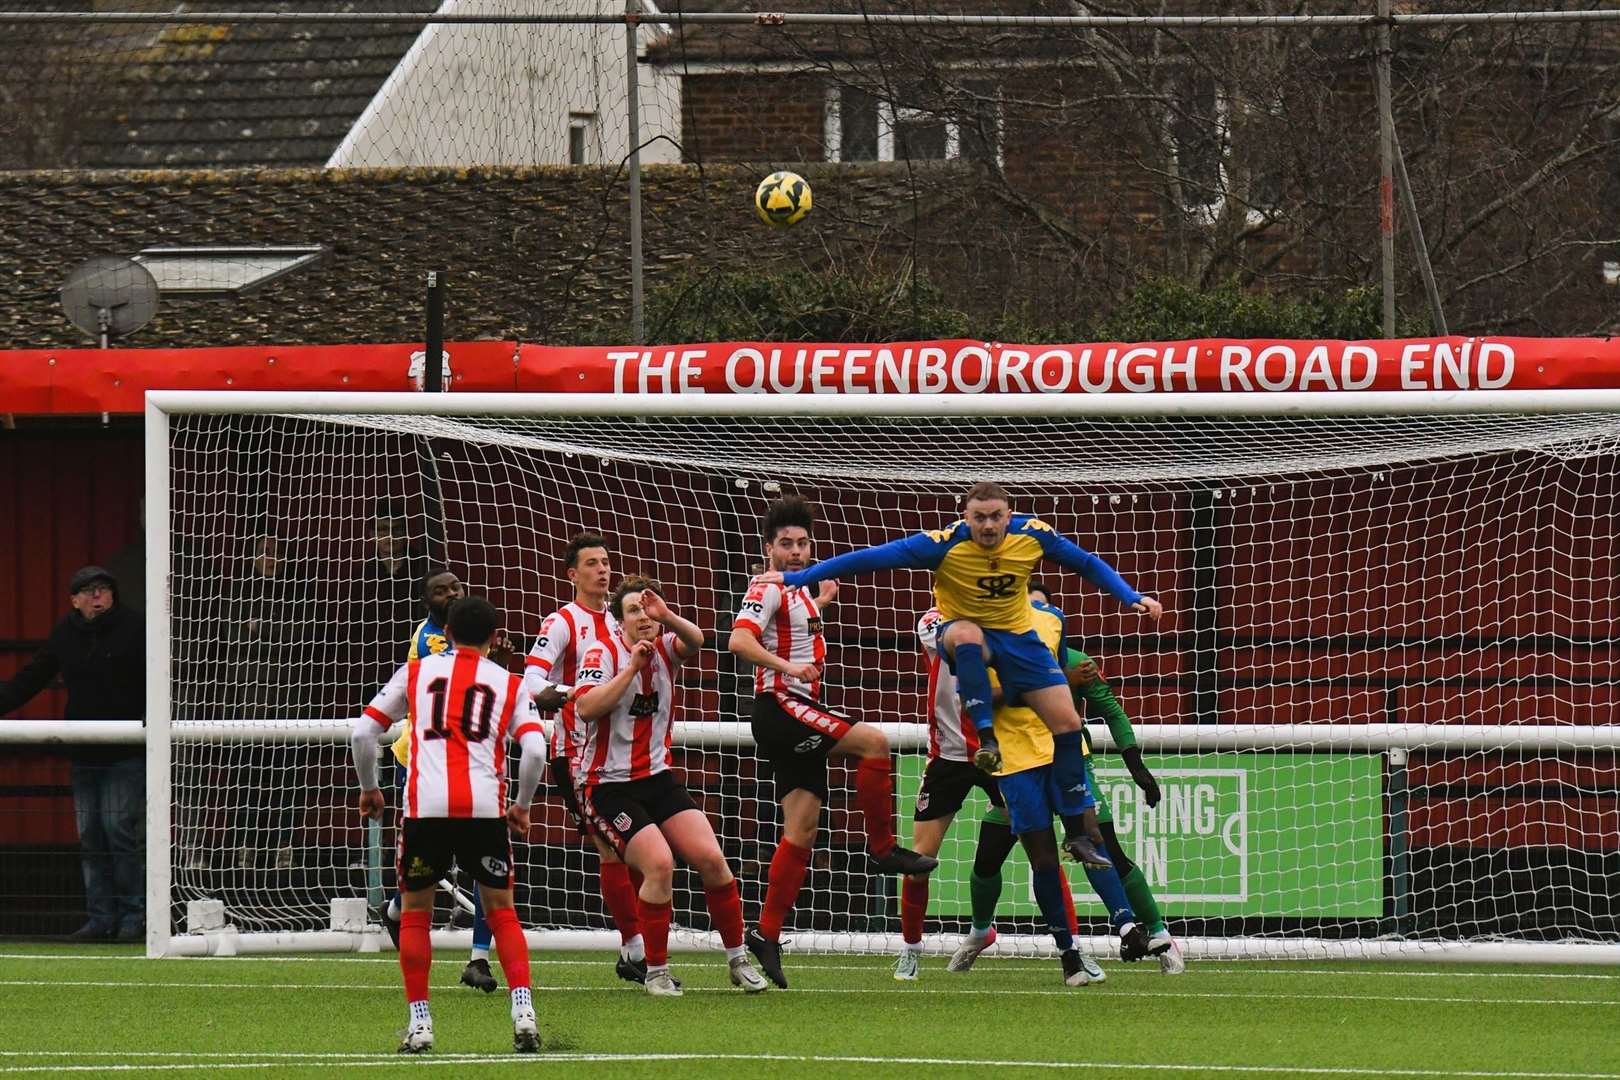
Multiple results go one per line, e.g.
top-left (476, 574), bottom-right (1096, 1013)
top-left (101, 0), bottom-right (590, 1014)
top-left (139, 388), bottom-right (1620, 964)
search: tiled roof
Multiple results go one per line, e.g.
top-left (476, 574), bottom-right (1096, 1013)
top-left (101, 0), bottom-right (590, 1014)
top-left (0, 0), bottom-right (437, 170)
top-left (0, 161), bottom-right (992, 347)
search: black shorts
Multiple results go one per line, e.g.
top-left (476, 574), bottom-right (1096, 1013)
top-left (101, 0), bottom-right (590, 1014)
top-left (397, 817), bottom-right (513, 892)
top-left (580, 771), bottom-right (699, 857)
top-left (914, 756), bottom-right (1003, 821)
top-left (550, 753), bottom-right (592, 838)
top-left (750, 691), bottom-right (852, 802)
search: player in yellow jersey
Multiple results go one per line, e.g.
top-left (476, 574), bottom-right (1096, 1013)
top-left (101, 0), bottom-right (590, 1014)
top-left (761, 481), bottom-right (1162, 868)
top-left (901, 595), bottom-right (1147, 983)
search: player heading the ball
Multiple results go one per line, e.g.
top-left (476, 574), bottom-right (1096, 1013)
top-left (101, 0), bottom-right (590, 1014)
top-left (755, 481), bottom-right (1162, 869)
top-left (351, 595), bottom-right (548, 1054)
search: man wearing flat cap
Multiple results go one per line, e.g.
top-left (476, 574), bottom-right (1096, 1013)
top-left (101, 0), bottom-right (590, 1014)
top-left (0, 566), bottom-right (145, 941)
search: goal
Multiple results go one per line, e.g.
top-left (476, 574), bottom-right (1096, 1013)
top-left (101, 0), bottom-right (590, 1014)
top-left (143, 389), bottom-right (1620, 963)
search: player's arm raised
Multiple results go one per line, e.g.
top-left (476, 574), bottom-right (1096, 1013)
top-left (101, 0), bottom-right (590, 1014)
top-left (639, 587), bottom-right (704, 658)
top-left (1033, 526), bottom-right (1163, 621)
top-left (574, 642), bottom-right (654, 722)
top-left (351, 663), bottom-right (408, 820)
top-left (755, 531), bottom-right (941, 589)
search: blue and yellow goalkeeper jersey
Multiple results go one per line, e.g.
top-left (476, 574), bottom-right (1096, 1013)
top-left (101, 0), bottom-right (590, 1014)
top-left (389, 616), bottom-right (450, 766)
top-left (992, 598), bottom-right (1086, 776)
top-left (783, 514), bottom-right (1141, 634)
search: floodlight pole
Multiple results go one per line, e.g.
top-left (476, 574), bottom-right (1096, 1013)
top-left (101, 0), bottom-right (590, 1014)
top-left (626, 0), bottom-right (645, 343)
top-left (1375, 0), bottom-right (1397, 336)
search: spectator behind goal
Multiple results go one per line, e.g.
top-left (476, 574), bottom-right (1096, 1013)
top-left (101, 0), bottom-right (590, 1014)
top-left (0, 566), bottom-right (145, 941)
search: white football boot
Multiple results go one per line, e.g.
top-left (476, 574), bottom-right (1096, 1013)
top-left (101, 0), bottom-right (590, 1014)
top-left (729, 955), bottom-right (770, 993)
top-left (512, 1007), bottom-right (541, 1053)
top-left (397, 1018), bottom-right (433, 1054)
top-left (946, 927), bottom-right (997, 973)
top-left (893, 949), bottom-right (920, 981)
top-left (645, 968), bottom-right (683, 997)
top-left (1154, 931), bottom-right (1186, 974)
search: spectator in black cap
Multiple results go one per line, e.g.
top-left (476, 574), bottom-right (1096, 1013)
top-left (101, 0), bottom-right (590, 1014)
top-left (0, 565), bottom-right (145, 942)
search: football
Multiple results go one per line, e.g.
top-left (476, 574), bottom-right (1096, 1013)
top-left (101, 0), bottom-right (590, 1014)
top-left (754, 170), bottom-right (812, 228)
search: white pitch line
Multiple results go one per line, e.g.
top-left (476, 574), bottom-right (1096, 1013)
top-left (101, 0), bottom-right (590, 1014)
top-left (2, 953), bottom-right (1616, 981)
top-left (0, 1051), bottom-right (1615, 1079)
top-left (0, 978), bottom-right (1611, 1008)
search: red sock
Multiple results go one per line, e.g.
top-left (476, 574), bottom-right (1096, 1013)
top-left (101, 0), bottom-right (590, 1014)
top-left (600, 860), bottom-right (641, 943)
top-left (1059, 872), bottom-right (1079, 937)
top-left (398, 910), bottom-right (432, 1003)
top-left (629, 866), bottom-right (645, 895)
top-left (854, 757), bottom-right (897, 857)
top-left (757, 839), bottom-right (812, 941)
top-left (704, 880), bottom-right (746, 950)
top-left (901, 876), bottom-right (929, 945)
top-left (484, 907), bottom-right (531, 991)
top-left (642, 899), bottom-right (672, 967)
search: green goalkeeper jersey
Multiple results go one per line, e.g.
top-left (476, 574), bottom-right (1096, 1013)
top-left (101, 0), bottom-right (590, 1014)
top-left (1062, 644), bottom-right (1137, 751)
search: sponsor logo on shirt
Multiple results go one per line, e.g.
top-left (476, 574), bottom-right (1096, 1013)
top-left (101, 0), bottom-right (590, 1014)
top-left (975, 574), bottom-right (1018, 599)
top-left (628, 691), bottom-right (660, 717)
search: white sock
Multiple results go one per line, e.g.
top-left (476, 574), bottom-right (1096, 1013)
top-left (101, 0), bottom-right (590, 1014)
top-left (970, 925), bottom-right (993, 941)
top-left (647, 962), bottom-right (668, 976)
top-left (408, 999), bottom-right (431, 1025)
top-left (725, 945), bottom-right (745, 962)
top-left (902, 943), bottom-right (921, 955)
top-left (510, 986), bottom-right (532, 1015)
top-left (623, 934), bottom-right (645, 963)
top-left (386, 897), bottom-right (401, 921)
top-left (470, 945), bottom-right (490, 962)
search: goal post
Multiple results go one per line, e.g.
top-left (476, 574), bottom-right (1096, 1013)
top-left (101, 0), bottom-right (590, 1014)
top-left (142, 388), bottom-right (1620, 963)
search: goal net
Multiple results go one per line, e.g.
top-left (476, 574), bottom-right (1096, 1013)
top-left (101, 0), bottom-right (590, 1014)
top-left (149, 393), bottom-right (1620, 962)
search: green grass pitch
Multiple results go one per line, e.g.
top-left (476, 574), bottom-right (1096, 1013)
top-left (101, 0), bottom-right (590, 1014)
top-left (0, 944), bottom-right (1615, 1078)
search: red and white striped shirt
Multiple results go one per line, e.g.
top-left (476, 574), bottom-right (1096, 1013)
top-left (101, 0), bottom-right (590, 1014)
top-left (524, 600), bottom-right (617, 766)
top-left (364, 648), bottom-right (541, 819)
top-left (918, 608), bottom-right (978, 763)
top-left (734, 580), bottom-right (825, 699)
top-left (573, 631), bottom-right (685, 786)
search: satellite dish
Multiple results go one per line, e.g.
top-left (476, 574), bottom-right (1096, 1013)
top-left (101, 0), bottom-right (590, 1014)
top-left (61, 256), bottom-right (160, 347)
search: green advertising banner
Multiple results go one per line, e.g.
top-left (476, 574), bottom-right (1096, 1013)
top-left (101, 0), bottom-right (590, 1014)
top-left (896, 753), bottom-right (1383, 918)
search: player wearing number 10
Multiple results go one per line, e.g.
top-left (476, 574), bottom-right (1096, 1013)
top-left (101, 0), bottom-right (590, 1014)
top-left (351, 596), bottom-right (549, 1054)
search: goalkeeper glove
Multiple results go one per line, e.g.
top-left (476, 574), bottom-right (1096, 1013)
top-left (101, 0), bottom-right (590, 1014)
top-left (1120, 745), bottom-right (1161, 808)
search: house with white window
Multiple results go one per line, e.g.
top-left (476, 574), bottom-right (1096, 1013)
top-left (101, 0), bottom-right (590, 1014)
top-left (1, 0), bottom-right (679, 171)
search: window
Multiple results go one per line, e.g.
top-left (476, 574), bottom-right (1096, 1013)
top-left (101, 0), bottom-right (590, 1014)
top-left (568, 113), bottom-right (596, 166)
top-left (1166, 70), bottom-right (1226, 223)
top-left (1602, 111), bottom-right (1620, 285)
top-left (1166, 73), bottom-right (1282, 227)
top-left (131, 246), bottom-right (326, 298)
top-left (825, 81), bottom-right (999, 165)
